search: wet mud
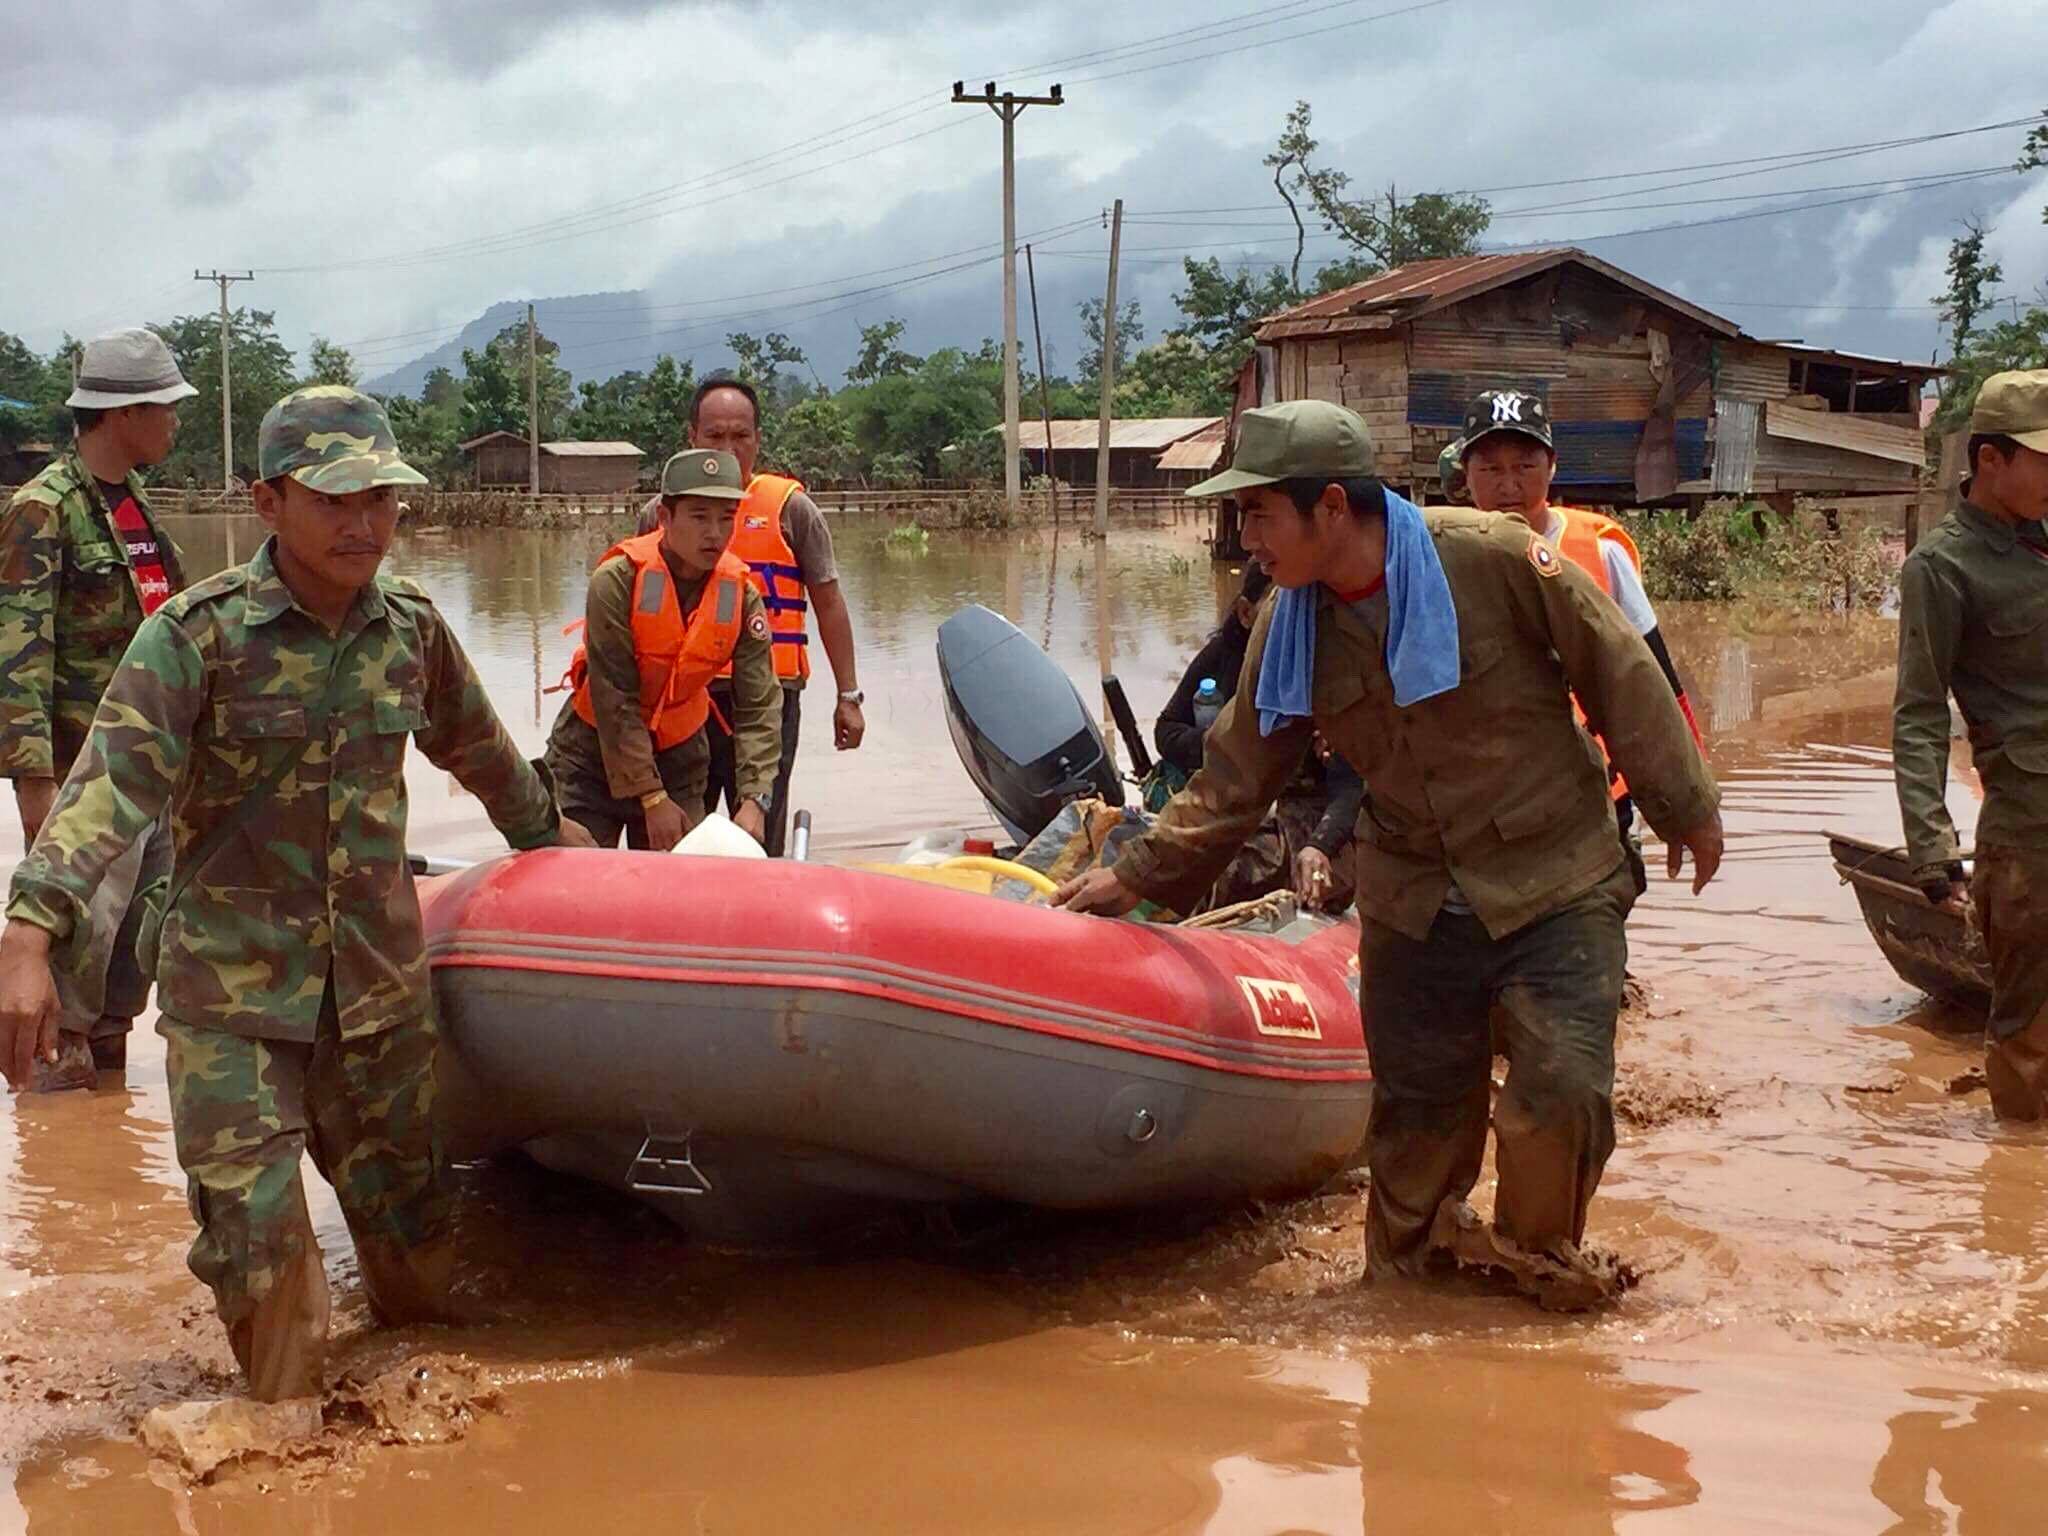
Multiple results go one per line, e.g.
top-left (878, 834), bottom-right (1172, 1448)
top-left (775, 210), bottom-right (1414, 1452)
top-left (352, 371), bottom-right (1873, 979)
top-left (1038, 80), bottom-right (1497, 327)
top-left (6, 525), bottom-right (2048, 1531)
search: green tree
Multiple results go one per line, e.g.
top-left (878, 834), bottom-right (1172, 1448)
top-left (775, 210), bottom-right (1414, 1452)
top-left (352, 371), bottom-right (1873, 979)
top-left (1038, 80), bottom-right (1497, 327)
top-left (422, 365), bottom-right (462, 409)
top-left (846, 318), bottom-right (921, 384)
top-left (303, 336), bottom-right (358, 387)
top-left (773, 395), bottom-right (858, 483)
top-left (381, 392), bottom-right (465, 486)
top-left (1173, 257), bottom-right (1297, 384)
top-left (154, 308), bottom-right (297, 484)
top-left (458, 342), bottom-right (525, 440)
top-left (1265, 100), bottom-right (1316, 294)
top-left (486, 320), bottom-right (572, 438)
top-left (0, 333), bottom-right (66, 452)
top-left (726, 330), bottom-right (809, 409)
top-left (1076, 298), bottom-right (1143, 392)
top-left (1937, 301), bottom-right (2048, 431)
top-left (1933, 219), bottom-right (2004, 406)
top-left (1276, 100), bottom-right (1489, 278)
top-left (1116, 333), bottom-right (1233, 417)
top-left (842, 346), bottom-right (1004, 481)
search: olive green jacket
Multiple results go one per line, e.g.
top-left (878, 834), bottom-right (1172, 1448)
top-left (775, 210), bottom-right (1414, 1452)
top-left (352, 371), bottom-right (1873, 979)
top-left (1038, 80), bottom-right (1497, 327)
top-left (0, 450), bottom-right (186, 779)
top-left (1894, 502), bottom-right (2048, 872)
top-left (1115, 509), bottom-right (1720, 940)
top-left (6, 538), bottom-right (560, 1042)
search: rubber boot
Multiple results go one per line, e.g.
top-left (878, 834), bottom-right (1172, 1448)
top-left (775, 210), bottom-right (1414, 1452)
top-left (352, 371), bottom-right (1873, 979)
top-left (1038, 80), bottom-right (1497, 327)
top-left (225, 1241), bottom-right (332, 1403)
top-left (353, 1235), bottom-right (465, 1327)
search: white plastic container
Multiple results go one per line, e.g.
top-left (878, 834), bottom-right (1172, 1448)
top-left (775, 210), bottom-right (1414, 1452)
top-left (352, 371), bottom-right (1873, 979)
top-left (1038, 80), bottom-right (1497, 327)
top-left (673, 812), bottom-right (767, 859)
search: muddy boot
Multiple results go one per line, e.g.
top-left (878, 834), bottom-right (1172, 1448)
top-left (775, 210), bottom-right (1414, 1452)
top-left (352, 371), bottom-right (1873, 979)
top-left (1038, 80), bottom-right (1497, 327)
top-left (225, 1242), bottom-right (332, 1403)
top-left (1424, 1200), bottom-right (1631, 1313)
top-left (353, 1235), bottom-right (469, 1328)
top-left (28, 1031), bottom-right (96, 1093)
top-left (88, 1018), bottom-right (129, 1073)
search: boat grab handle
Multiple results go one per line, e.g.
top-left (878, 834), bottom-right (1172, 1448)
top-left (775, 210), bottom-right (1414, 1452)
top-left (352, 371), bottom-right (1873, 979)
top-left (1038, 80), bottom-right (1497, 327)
top-left (938, 855), bottom-right (1060, 898)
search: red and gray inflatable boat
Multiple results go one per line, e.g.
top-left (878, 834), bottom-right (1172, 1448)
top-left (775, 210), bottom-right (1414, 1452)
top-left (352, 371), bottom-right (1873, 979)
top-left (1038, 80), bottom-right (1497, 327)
top-left (420, 607), bottom-right (1370, 1243)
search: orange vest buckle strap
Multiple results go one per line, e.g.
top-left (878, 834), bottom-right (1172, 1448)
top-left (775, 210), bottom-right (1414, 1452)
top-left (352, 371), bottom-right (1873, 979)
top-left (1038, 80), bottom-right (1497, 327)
top-left (721, 473), bottom-right (811, 684)
top-left (1548, 506), bottom-right (1644, 803)
top-left (568, 533), bottom-right (752, 752)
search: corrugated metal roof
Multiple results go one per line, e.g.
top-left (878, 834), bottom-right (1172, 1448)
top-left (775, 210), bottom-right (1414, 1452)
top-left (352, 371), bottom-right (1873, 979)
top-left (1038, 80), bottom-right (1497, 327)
top-left (1157, 422), bottom-right (1226, 471)
top-left (1771, 343), bottom-right (1949, 377)
top-left (541, 440), bottom-right (642, 457)
top-left (1256, 247), bottom-right (1742, 342)
top-left (1017, 417), bottom-right (1221, 452)
top-left (456, 430), bottom-right (524, 452)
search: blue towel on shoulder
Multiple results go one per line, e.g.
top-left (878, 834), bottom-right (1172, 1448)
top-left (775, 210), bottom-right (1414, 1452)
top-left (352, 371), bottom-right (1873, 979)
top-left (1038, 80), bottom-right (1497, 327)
top-left (1252, 490), bottom-right (1461, 735)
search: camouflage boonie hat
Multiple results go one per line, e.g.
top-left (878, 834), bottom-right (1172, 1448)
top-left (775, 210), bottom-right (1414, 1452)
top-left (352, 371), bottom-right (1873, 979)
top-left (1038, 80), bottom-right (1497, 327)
top-left (660, 448), bottom-right (746, 501)
top-left (1436, 438), bottom-right (1470, 503)
top-left (258, 385), bottom-right (427, 492)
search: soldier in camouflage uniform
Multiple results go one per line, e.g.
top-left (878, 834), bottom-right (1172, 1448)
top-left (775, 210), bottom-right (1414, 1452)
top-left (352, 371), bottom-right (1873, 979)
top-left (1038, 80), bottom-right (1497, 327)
top-left (0, 327), bottom-right (195, 1083)
top-left (0, 386), bottom-right (595, 1403)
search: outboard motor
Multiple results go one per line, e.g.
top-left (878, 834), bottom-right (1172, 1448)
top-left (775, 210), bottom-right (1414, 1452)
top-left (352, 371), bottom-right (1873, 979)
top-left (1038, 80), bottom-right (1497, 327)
top-left (936, 605), bottom-right (1123, 844)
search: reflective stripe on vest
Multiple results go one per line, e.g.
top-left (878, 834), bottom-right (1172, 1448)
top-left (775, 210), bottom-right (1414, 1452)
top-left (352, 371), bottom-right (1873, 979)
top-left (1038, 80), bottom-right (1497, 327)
top-left (720, 473), bottom-right (810, 682)
top-left (569, 534), bottom-right (751, 752)
top-left (1546, 506), bottom-right (1644, 803)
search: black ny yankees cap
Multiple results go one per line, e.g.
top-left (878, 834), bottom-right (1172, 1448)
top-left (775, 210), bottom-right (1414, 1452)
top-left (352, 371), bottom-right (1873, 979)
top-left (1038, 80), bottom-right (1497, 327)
top-left (1458, 387), bottom-right (1554, 457)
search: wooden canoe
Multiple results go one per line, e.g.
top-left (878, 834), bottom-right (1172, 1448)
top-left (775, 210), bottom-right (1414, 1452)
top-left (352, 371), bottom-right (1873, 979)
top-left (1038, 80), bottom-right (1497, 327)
top-left (1827, 833), bottom-right (1990, 1012)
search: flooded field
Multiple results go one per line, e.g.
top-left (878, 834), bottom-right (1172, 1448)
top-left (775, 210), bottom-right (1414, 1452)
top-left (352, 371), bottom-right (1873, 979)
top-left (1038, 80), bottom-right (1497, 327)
top-left (3, 514), bottom-right (2042, 1533)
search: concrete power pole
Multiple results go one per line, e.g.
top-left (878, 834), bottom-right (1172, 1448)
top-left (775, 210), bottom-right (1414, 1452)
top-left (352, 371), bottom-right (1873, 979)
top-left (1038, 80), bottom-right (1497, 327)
top-left (195, 270), bottom-right (253, 490)
top-left (952, 80), bottom-right (1062, 521)
top-left (1092, 200), bottom-right (1123, 540)
top-left (526, 303), bottom-right (541, 495)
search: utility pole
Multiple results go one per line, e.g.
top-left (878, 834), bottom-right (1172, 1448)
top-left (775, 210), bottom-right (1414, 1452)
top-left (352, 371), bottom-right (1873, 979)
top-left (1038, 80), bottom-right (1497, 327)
top-left (526, 303), bottom-right (540, 495)
top-left (1024, 243), bottom-right (1057, 527)
top-left (952, 80), bottom-right (1063, 521)
top-left (195, 270), bottom-right (253, 490)
top-left (1092, 199), bottom-right (1123, 541)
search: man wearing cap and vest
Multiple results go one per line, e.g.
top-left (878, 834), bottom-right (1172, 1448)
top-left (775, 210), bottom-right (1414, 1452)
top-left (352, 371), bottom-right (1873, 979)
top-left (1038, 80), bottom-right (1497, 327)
top-left (1055, 400), bottom-right (1723, 1309)
top-left (639, 376), bottom-right (865, 856)
top-left (554, 449), bottom-right (781, 850)
top-left (1455, 388), bottom-right (1706, 890)
top-left (1894, 369), bottom-right (2048, 1122)
top-left (0, 327), bottom-right (196, 1087)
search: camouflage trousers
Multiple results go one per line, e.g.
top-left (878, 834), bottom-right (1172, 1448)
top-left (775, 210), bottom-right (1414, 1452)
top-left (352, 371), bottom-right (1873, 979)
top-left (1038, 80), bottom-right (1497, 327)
top-left (161, 996), bottom-right (452, 1401)
top-left (1358, 858), bottom-right (1635, 1278)
top-left (1972, 845), bottom-right (2048, 1122)
top-left (1200, 795), bottom-right (1355, 915)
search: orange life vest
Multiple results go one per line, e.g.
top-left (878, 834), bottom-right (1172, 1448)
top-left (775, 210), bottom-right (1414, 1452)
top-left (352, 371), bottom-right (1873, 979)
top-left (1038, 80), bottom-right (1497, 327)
top-left (568, 533), bottom-right (751, 752)
top-left (1546, 506), bottom-right (1643, 803)
top-left (721, 473), bottom-right (810, 683)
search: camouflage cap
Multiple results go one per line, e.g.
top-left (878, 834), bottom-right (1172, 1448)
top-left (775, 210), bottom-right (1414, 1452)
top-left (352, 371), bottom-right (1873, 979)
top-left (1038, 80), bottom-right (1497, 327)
top-left (257, 385), bottom-right (427, 493)
top-left (660, 448), bottom-right (746, 501)
top-left (1184, 400), bottom-right (1376, 498)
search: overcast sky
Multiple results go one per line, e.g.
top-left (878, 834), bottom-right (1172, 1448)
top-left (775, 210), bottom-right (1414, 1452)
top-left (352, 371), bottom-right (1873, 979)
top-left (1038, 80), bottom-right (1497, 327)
top-left (5, 0), bottom-right (2045, 390)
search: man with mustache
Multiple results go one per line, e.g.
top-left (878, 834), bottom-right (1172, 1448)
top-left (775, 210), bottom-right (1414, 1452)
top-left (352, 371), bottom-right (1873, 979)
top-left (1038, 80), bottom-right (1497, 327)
top-left (0, 385), bottom-right (594, 1407)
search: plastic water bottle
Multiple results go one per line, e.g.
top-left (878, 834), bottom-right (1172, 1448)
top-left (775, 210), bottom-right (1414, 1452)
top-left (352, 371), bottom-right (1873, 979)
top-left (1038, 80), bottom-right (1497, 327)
top-left (1192, 678), bottom-right (1223, 731)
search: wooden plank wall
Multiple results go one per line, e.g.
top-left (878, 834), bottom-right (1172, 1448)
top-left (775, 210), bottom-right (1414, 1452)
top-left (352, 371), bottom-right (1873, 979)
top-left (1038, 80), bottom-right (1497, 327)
top-left (1281, 334), bottom-right (1411, 481)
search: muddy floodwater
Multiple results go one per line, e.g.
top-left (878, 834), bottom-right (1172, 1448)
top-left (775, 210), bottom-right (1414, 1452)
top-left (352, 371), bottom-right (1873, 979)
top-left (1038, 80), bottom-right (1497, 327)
top-left (3, 514), bottom-right (2043, 1532)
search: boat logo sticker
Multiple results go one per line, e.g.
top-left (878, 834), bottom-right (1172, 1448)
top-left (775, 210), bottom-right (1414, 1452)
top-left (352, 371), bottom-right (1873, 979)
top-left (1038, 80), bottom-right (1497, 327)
top-left (1528, 537), bottom-right (1562, 578)
top-left (1237, 977), bottom-right (1320, 1039)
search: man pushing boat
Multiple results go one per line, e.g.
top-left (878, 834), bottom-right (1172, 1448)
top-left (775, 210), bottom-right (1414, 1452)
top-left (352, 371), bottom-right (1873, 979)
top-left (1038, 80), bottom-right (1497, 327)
top-left (548, 449), bottom-right (782, 849)
top-left (1055, 400), bottom-right (1724, 1309)
top-left (0, 387), bottom-right (594, 1410)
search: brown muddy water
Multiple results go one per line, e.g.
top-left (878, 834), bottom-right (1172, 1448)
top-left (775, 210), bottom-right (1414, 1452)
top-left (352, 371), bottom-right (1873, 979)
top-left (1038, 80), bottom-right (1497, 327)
top-left (3, 514), bottom-right (2044, 1533)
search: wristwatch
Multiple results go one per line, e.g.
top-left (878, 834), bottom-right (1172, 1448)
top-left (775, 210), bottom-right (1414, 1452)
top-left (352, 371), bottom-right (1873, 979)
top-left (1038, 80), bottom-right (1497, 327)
top-left (838, 689), bottom-right (864, 705)
top-left (639, 788), bottom-right (671, 812)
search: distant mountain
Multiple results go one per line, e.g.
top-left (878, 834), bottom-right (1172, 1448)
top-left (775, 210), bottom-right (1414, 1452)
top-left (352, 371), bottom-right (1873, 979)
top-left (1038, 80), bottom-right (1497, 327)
top-left (362, 290), bottom-right (657, 398)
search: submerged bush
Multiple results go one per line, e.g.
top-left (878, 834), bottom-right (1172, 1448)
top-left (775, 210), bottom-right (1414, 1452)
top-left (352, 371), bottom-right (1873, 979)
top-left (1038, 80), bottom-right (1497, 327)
top-left (1622, 505), bottom-right (1896, 611)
